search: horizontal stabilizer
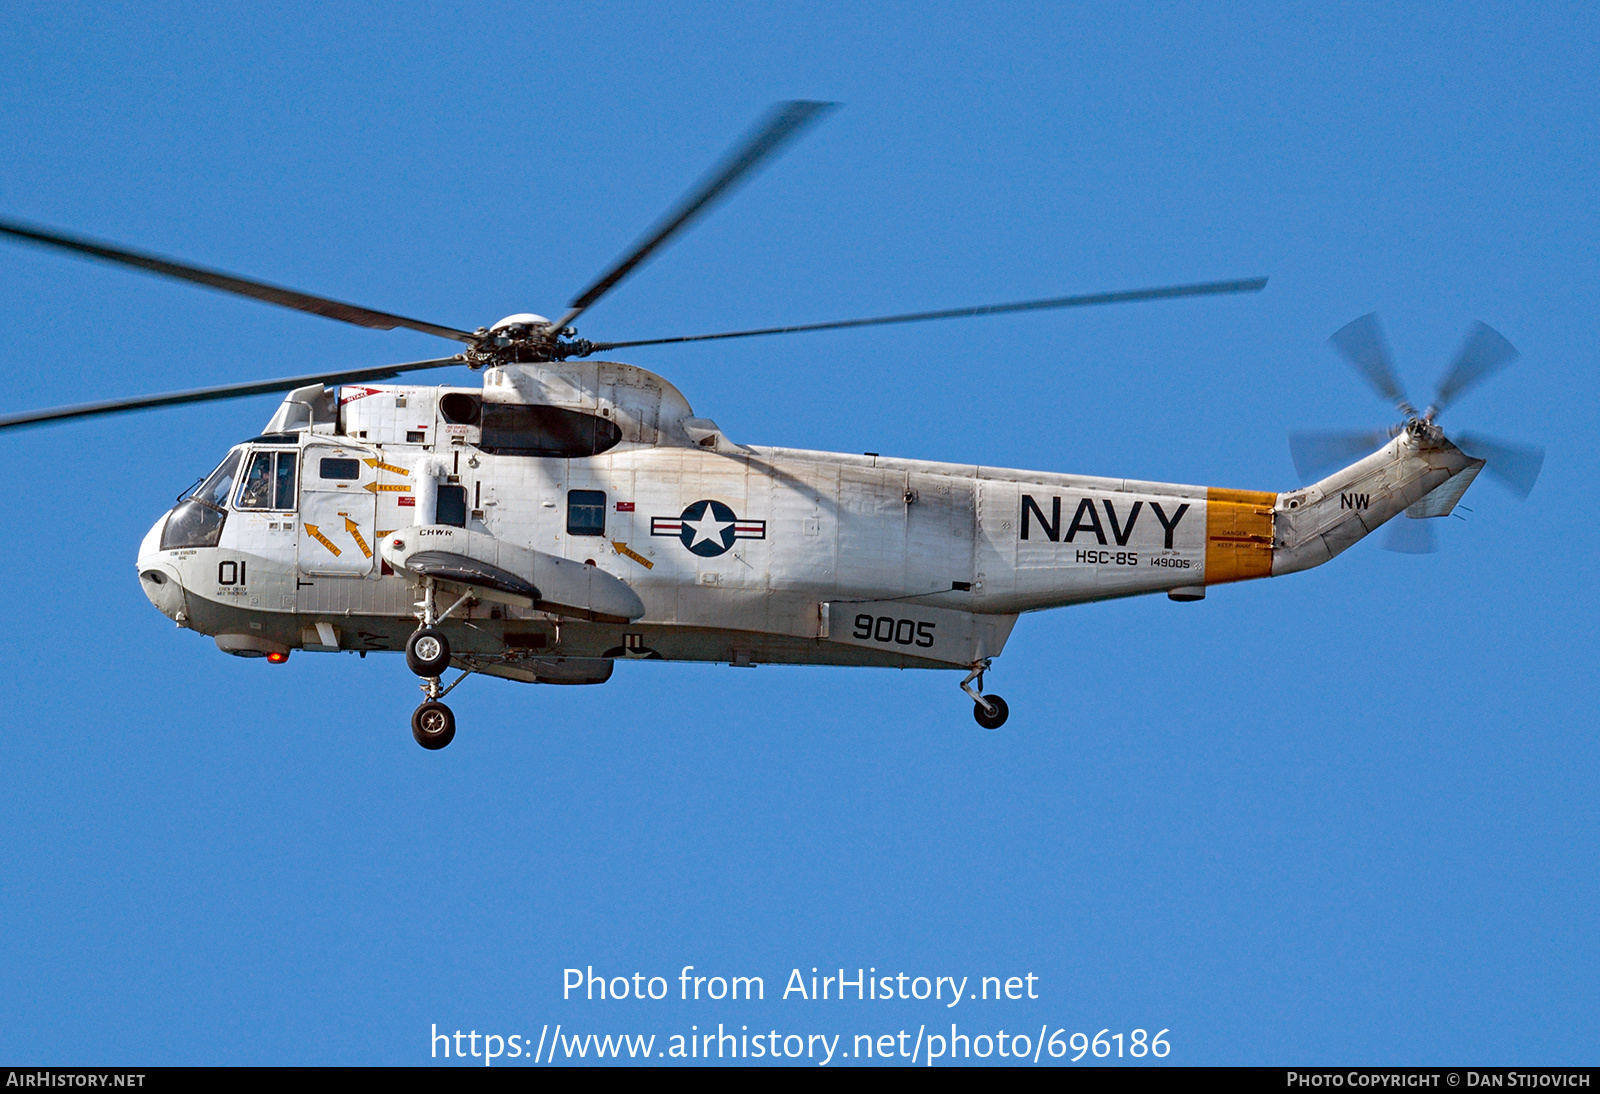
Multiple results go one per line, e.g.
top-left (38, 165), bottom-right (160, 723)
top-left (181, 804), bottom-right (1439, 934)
top-left (1406, 461), bottom-right (1483, 519)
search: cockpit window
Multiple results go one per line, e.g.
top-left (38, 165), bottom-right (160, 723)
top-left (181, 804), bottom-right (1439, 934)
top-left (275, 452), bottom-right (297, 509)
top-left (161, 449), bottom-right (242, 550)
top-left (237, 453), bottom-right (274, 509)
top-left (198, 450), bottom-right (243, 509)
top-left (236, 451), bottom-right (298, 511)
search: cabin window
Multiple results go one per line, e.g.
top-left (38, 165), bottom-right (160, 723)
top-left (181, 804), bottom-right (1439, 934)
top-left (479, 403), bottom-right (622, 458)
top-left (236, 451), bottom-right (298, 510)
top-left (567, 490), bottom-right (606, 537)
top-left (437, 484), bottom-right (468, 528)
top-left (319, 457), bottom-right (361, 480)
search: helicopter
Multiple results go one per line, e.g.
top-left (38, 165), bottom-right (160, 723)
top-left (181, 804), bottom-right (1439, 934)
top-left (0, 102), bottom-right (1542, 749)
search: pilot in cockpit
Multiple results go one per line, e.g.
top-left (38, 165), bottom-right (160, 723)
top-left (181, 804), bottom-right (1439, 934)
top-left (238, 454), bottom-right (274, 509)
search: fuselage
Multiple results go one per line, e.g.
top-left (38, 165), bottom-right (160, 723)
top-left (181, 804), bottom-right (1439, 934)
top-left (136, 360), bottom-right (1480, 683)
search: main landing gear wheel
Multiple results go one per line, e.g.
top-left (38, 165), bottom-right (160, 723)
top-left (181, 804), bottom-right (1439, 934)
top-left (973, 695), bottom-right (1009, 730)
top-left (412, 700), bottom-right (456, 750)
top-left (405, 626), bottom-right (450, 677)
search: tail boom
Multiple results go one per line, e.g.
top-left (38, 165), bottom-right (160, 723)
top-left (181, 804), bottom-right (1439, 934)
top-left (1270, 426), bottom-right (1483, 576)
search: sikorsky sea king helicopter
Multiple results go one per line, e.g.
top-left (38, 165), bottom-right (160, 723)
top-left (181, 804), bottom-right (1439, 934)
top-left (0, 103), bottom-right (1543, 748)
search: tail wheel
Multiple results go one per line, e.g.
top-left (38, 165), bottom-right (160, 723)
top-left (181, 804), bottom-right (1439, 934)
top-left (973, 694), bottom-right (1009, 730)
top-left (406, 626), bottom-right (451, 677)
top-left (412, 700), bottom-right (456, 750)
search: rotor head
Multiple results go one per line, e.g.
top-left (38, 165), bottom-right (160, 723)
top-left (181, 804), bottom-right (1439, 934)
top-left (466, 314), bottom-right (595, 367)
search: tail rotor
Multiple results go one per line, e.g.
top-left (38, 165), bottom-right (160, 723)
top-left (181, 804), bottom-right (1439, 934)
top-left (1290, 313), bottom-right (1543, 554)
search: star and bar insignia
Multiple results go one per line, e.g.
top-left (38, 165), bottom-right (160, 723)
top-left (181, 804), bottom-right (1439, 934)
top-left (651, 499), bottom-right (766, 557)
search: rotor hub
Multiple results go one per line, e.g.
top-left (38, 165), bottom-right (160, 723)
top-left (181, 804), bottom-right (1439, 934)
top-left (465, 314), bottom-right (596, 367)
top-left (1403, 417), bottom-right (1447, 446)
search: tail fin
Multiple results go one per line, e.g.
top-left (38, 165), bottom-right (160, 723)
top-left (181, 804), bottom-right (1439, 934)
top-left (1272, 423), bottom-right (1484, 576)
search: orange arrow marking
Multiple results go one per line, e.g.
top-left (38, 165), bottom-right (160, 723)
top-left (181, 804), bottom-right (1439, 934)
top-left (612, 540), bottom-right (654, 570)
top-left (363, 457), bottom-right (411, 476)
top-left (304, 523), bottom-right (342, 557)
top-left (344, 517), bottom-right (373, 559)
top-left (362, 482), bottom-right (412, 493)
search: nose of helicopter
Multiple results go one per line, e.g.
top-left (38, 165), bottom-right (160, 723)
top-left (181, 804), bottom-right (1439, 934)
top-left (136, 511), bottom-right (188, 624)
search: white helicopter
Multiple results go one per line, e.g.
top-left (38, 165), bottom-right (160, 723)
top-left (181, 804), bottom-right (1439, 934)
top-left (0, 103), bottom-right (1542, 749)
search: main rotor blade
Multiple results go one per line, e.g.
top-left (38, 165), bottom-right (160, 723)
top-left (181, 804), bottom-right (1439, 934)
top-left (0, 356), bottom-right (465, 432)
top-left (1431, 322), bottom-right (1518, 416)
top-left (1329, 313), bottom-right (1415, 416)
top-left (0, 218), bottom-right (478, 344)
top-left (1287, 428), bottom-right (1392, 481)
top-left (1382, 516), bottom-right (1438, 554)
top-left (1453, 431), bottom-right (1545, 498)
top-left (553, 100), bottom-right (837, 331)
top-left (589, 277), bottom-right (1269, 352)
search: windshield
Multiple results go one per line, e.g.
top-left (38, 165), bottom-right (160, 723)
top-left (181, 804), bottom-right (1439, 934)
top-left (197, 450), bottom-right (243, 509)
top-left (159, 449), bottom-right (241, 551)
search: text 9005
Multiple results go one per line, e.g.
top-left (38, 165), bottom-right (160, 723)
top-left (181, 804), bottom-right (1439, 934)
top-left (854, 614), bottom-right (936, 648)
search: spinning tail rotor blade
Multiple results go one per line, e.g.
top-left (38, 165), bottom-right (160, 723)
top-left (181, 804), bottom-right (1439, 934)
top-left (589, 278), bottom-right (1269, 352)
top-left (0, 218), bottom-right (478, 344)
top-left (553, 100), bottom-right (838, 331)
top-left (1382, 516), bottom-right (1438, 554)
top-left (1453, 431), bottom-right (1545, 498)
top-left (1328, 313), bottom-right (1415, 416)
top-left (1430, 322), bottom-right (1518, 416)
top-left (0, 356), bottom-right (466, 432)
top-left (1288, 428), bottom-right (1391, 481)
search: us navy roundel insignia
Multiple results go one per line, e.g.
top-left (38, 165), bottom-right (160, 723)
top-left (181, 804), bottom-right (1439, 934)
top-left (650, 500), bottom-right (766, 557)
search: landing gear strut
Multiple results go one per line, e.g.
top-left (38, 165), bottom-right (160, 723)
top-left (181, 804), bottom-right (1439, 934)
top-left (961, 660), bottom-right (1009, 730)
top-left (406, 578), bottom-right (474, 750)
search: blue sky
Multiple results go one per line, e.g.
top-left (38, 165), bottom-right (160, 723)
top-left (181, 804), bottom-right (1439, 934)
top-left (0, 1), bottom-right (1594, 1066)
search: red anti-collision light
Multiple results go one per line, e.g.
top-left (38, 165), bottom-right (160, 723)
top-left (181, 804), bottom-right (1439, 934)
top-left (266, 651), bottom-right (289, 664)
